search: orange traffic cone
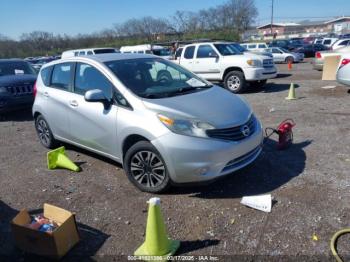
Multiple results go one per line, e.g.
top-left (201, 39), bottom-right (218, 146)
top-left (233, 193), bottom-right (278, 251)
top-left (288, 60), bottom-right (293, 70)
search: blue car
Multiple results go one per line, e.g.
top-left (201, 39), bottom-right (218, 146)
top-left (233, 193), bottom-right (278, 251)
top-left (0, 59), bottom-right (37, 113)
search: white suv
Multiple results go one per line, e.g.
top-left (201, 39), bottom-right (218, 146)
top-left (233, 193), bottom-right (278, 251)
top-left (175, 42), bottom-right (276, 93)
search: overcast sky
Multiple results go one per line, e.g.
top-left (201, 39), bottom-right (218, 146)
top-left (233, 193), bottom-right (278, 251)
top-left (1, 0), bottom-right (349, 39)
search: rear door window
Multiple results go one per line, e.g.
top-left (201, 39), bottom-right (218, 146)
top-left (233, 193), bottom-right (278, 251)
top-left (248, 44), bottom-right (256, 49)
top-left (51, 63), bottom-right (74, 90)
top-left (196, 45), bottom-right (217, 58)
top-left (258, 44), bottom-right (266, 48)
top-left (184, 46), bottom-right (195, 59)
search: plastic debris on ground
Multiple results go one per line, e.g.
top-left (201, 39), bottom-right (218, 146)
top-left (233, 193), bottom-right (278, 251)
top-left (241, 194), bottom-right (272, 213)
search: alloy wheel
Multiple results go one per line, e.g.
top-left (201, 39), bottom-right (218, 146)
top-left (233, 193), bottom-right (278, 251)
top-left (37, 119), bottom-right (51, 146)
top-left (227, 75), bottom-right (241, 91)
top-left (130, 151), bottom-right (166, 188)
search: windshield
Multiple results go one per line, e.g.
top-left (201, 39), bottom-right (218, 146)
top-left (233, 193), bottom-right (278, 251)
top-left (105, 58), bottom-right (211, 99)
top-left (0, 61), bottom-right (36, 76)
top-left (214, 44), bottom-right (241, 56)
top-left (152, 49), bottom-right (172, 57)
top-left (280, 47), bottom-right (290, 53)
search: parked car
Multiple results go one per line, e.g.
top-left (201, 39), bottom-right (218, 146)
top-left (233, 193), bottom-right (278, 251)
top-left (314, 37), bottom-right (338, 48)
top-left (120, 44), bottom-right (172, 59)
top-left (313, 46), bottom-right (350, 71)
top-left (32, 53), bottom-right (264, 192)
top-left (264, 47), bottom-right (304, 63)
top-left (268, 40), bottom-right (290, 49)
top-left (336, 56), bottom-right (350, 86)
top-left (61, 48), bottom-right (120, 58)
top-left (0, 59), bottom-right (37, 113)
top-left (231, 43), bottom-right (272, 58)
top-left (30, 57), bottom-right (56, 71)
top-left (331, 38), bottom-right (350, 50)
top-left (174, 42), bottom-right (276, 93)
top-left (240, 42), bottom-right (268, 52)
top-left (293, 44), bottom-right (328, 58)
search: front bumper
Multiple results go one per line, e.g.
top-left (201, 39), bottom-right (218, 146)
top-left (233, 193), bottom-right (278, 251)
top-left (0, 95), bottom-right (34, 113)
top-left (152, 120), bottom-right (264, 184)
top-left (244, 67), bottom-right (277, 81)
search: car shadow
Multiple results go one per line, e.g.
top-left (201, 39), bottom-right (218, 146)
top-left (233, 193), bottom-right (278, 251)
top-left (177, 239), bottom-right (220, 255)
top-left (0, 108), bottom-right (33, 122)
top-left (0, 201), bottom-right (110, 261)
top-left (259, 83), bottom-right (299, 93)
top-left (275, 73), bottom-right (292, 79)
top-left (167, 138), bottom-right (311, 199)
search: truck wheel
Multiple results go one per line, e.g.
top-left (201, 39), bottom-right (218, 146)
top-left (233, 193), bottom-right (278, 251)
top-left (124, 141), bottom-right (171, 193)
top-left (250, 80), bottom-right (267, 89)
top-left (224, 71), bottom-right (246, 93)
top-left (285, 56), bottom-right (294, 63)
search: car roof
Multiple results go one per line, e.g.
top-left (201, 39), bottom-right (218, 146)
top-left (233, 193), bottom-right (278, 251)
top-left (45, 53), bottom-right (157, 67)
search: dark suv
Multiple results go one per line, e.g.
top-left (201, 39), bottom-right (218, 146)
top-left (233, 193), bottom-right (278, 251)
top-left (0, 59), bottom-right (37, 113)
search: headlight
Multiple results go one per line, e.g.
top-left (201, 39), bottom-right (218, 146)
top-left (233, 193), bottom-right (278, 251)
top-left (246, 59), bottom-right (262, 67)
top-left (157, 114), bottom-right (215, 138)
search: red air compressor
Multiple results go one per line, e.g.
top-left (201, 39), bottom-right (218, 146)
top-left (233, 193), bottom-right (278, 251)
top-left (265, 119), bottom-right (296, 150)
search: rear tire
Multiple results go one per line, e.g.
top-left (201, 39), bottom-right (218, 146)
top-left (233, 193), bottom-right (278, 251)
top-left (35, 115), bottom-right (58, 149)
top-left (224, 71), bottom-right (246, 93)
top-left (124, 141), bottom-right (171, 193)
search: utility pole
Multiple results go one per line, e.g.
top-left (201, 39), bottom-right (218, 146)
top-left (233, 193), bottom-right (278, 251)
top-left (270, 0), bottom-right (274, 35)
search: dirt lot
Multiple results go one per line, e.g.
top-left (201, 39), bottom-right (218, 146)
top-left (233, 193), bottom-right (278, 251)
top-left (1, 60), bottom-right (350, 261)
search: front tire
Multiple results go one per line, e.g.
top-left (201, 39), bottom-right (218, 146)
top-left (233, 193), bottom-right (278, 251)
top-left (35, 115), bottom-right (58, 149)
top-left (224, 71), bottom-right (246, 93)
top-left (124, 141), bottom-right (171, 193)
top-left (285, 56), bottom-right (294, 63)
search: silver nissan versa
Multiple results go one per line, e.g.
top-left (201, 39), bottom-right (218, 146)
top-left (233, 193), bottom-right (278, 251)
top-left (33, 53), bottom-right (263, 193)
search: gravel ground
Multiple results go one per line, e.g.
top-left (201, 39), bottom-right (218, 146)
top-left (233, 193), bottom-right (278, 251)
top-left (1, 60), bottom-right (350, 261)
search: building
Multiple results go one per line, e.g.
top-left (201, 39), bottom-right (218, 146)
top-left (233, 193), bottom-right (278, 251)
top-left (256, 16), bottom-right (350, 38)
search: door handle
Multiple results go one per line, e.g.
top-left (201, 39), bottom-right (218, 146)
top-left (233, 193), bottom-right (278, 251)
top-left (69, 100), bottom-right (78, 107)
top-left (43, 92), bottom-right (49, 97)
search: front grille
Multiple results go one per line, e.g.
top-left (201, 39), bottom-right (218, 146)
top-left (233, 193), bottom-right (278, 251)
top-left (6, 85), bottom-right (33, 96)
top-left (206, 115), bottom-right (256, 141)
top-left (263, 59), bottom-right (274, 68)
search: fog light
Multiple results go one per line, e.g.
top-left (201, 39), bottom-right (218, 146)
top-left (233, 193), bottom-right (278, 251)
top-left (196, 167), bottom-right (209, 176)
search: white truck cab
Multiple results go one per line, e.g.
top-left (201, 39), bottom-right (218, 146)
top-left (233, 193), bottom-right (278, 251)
top-left (175, 42), bottom-right (277, 93)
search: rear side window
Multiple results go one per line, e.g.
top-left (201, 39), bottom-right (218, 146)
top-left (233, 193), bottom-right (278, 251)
top-left (74, 63), bottom-right (112, 97)
top-left (323, 40), bottom-right (331, 45)
top-left (248, 44), bottom-right (256, 49)
top-left (184, 46), bottom-right (195, 59)
top-left (40, 66), bottom-right (52, 86)
top-left (87, 51), bottom-right (93, 55)
top-left (196, 45), bottom-right (217, 58)
top-left (79, 51), bottom-right (85, 56)
top-left (51, 63), bottom-right (73, 90)
top-left (258, 44), bottom-right (266, 48)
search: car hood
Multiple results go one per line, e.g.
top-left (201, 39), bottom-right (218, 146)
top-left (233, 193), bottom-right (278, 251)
top-left (0, 74), bottom-right (37, 86)
top-left (142, 85), bottom-right (252, 129)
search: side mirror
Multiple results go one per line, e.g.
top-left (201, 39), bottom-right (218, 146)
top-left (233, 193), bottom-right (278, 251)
top-left (209, 52), bottom-right (219, 58)
top-left (85, 89), bottom-right (112, 110)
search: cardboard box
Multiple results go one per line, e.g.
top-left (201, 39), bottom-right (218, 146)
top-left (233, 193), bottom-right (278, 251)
top-left (11, 203), bottom-right (80, 259)
top-left (322, 55), bottom-right (341, 80)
